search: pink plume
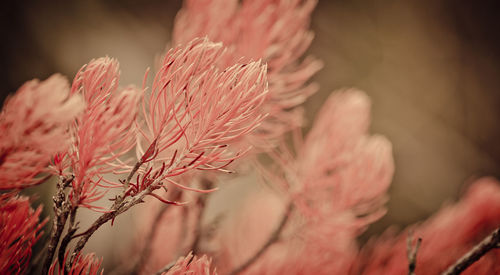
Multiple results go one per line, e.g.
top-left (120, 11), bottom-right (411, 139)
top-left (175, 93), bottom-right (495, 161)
top-left (69, 57), bottom-right (141, 208)
top-left (0, 192), bottom-right (47, 273)
top-left (136, 37), bottom-right (268, 194)
top-left (0, 74), bottom-right (83, 189)
top-left (173, 0), bottom-right (323, 146)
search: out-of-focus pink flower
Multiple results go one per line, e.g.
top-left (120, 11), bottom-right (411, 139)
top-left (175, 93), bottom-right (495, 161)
top-left (295, 89), bottom-right (394, 233)
top-left (48, 252), bottom-right (103, 275)
top-left (355, 177), bottom-right (500, 275)
top-left (173, 0), bottom-right (322, 145)
top-left (68, 57), bottom-right (141, 209)
top-left (135, 37), bottom-right (268, 196)
top-left (0, 192), bottom-right (46, 274)
top-left (163, 252), bottom-right (216, 275)
top-left (0, 74), bottom-right (83, 189)
top-left (216, 188), bottom-right (357, 275)
top-left (216, 89), bottom-right (393, 274)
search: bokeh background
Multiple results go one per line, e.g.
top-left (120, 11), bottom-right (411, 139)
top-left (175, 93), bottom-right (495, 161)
top-left (2, 0), bottom-right (500, 269)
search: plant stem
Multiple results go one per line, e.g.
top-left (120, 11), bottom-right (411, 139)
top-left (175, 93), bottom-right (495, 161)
top-left (58, 206), bottom-right (79, 271)
top-left (70, 194), bottom-right (146, 263)
top-left (442, 227), bottom-right (500, 275)
top-left (407, 230), bottom-right (422, 275)
top-left (228, 202), bottom-right (293, 275)
top-left (41, 176), bottom-right (72, 274)
top-left (68, 160), bottom-right (144, 266)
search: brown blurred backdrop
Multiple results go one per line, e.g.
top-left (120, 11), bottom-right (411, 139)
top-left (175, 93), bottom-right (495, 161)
top-left (2, 0), bottom-right (500, 261)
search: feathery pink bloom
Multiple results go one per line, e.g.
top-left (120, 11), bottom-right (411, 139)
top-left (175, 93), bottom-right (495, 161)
top-left (68, 57), bottom-right (141, 209)
top-left (173, 0), bottom-right (322, 145)
top-left (231, 90), bottom-right (392, 274)
top-left (295, 89), bottom-right (394, 232)
top-left (48, 252), bottom-right (103, 275)
top-left (355, 177), bottom-right (500, 275)
top-left (0, 192), bottom-right (46, 274)
top-left (135, 37), bottom-right (268, 196)
top-left (0, 74), bottom-right (83, 189)
top-left (164, 252), bottom-right (217, 275)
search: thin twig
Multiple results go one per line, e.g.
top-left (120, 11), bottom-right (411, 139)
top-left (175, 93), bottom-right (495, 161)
top-left (68, 160), bottom-right (144, 266)
top-left (228, 203), bottom-right (294, 275)
top-left (70, 194), bottom-right (147, 264)
top-left (41, 175), bottom-right (73, 274)
top-left (442, 227), bottom-right (500, 275)
top-left (58, 206), bottom-right (79, 271)
top-left (407, 230), bottom-right (422, 275)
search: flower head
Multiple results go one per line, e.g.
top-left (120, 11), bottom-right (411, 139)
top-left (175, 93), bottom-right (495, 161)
top-left (0, 192), bottom-right (46, 273)
top-left (68, 57), bottom-right (141, 209)
top-left (0, 74), bottom-right (83, 189)
top-left (173, 0), bottom-right (322, 146)
top-left (134, 37), bottom-right (268, 198)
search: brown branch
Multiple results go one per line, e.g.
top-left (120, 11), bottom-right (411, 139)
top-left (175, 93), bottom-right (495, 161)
top-left (41, 176), bottom-right (73, 274)
top-left (70, 194), bottom-right (146, 263)
top-left (407, 230), bottom-right (422, 275)
top-left (228, 202), bottom-right (293, 275)
top-left (68, 160), bottom-right (144, 266)
top-left (58, 206), bottom-right (79, 271)
top-left (442, 227), bottom-right (500, 275)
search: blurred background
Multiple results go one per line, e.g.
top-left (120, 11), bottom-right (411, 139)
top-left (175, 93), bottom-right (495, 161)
top-left (2, 0), bottom-right (500, 268)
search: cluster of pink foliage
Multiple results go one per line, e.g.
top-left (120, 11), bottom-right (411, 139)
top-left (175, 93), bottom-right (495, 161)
top-left (1, 0), bottom-right (500, 274)
top-left (0, 74), bottom-right (83, 189)
top-left (0, 193), bottom-right (46, 274)
top-left (48, 253), bottom-right (103, 275)
top-left (354, 177), bottom-right (500, 274)
top-left (174, 0), bottom-right (323, 146)
top-left (67, 57), bottom-right (140, 209)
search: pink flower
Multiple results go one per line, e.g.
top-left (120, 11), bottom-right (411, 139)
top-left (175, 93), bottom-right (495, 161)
top-left (295, 89), bottom-right (394, 233)
top-left (355, 177), bottom-right (500, 275)
top-left (164, 252), bottom-right (216, 275)
top-left (173, 0), bottom-right (322, 145)
top-left (0, 192), bottom-right (46, 274)
top-left (68, 57), bottom-right (141, 209)
top-left (231, 90), bottom-right (392, 274)
top-left (0, 74), bottom-right (83, 189)
top-left (49, 252), bottom-right (103, 275)
top-left (134, 37), bottom-right (268, 196)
